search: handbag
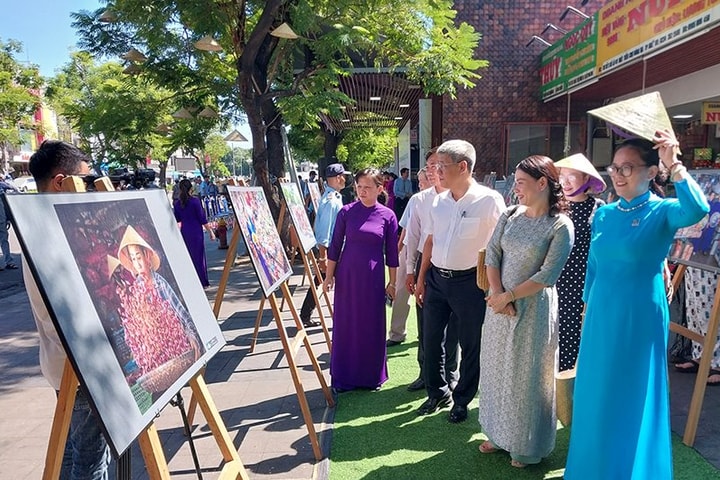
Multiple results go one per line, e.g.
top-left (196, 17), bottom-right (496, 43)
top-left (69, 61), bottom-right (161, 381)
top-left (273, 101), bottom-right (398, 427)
top-left (555, 304), bottom-right (586, 428)
top-left (555, 368), bottom-right (575, 427)
top-left (476, 205), bottom-right (520, 293)
top-left (476, 249), bottom-right (489, 291)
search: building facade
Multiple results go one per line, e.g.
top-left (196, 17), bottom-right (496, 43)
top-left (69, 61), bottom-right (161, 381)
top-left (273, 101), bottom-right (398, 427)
top-left (437, 0), bottom-right (720, 176)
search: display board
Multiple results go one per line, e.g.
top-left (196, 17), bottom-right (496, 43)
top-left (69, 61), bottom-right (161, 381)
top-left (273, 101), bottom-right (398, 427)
top-left (280, 182), bottom-right (317, 253)
top-left (226, 186), bottom-right (293, 296)
top-left (669, 171), bottom-right (720, 273)
top-left (307, 182), bottom-right (321, 213)
top-left (5, 190), bottom-right (226, 457)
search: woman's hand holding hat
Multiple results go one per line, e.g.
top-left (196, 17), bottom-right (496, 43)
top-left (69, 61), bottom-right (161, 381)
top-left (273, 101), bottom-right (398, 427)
top-left (653, 129), bottom-right (681, 169)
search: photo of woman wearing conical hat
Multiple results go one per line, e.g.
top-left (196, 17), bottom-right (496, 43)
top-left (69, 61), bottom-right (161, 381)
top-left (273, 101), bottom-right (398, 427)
top-left (55, 198), bottom-right (207, 413)
top-left (116, 225), bottom-right (204, 389)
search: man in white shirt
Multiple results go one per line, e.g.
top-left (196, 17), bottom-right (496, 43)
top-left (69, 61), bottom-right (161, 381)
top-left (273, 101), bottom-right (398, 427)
top-left (403, 150), bottom-right (459, 392)
top-left (25, 140), bottom-right (111, 478)
top-left (415, 139), bottom-right (505, 423)
top-left (387, 167), bottom-right (431, 347)
top-left (299, 164), bottom-right (348, 327)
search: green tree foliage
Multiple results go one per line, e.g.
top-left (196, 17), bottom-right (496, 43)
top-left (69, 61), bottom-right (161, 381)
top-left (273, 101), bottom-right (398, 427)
top-left (224, 147), bottom-right (252, 178)
top-left (45, 52), bottom-right (225, 183)
top-left (0, 39), bottom-right (42, 167)
top-left (338, 128), bottom-right (396, 171)
top-left (70, 0), bottom-right (486, 215)
top-left (288, 125), bottom-right (395, 171)
top-left (203, 133), bottom-right (231, 177)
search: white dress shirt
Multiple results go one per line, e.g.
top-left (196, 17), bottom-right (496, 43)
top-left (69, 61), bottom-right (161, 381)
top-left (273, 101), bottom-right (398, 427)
top-left (24, 260), bottom-right (66, 390)
top-left (425, 181), bottom-right (505, 271)
top-left (398, 193), bottom-right (420, 246)
top-left (405, 186), bottom-right (440, 272)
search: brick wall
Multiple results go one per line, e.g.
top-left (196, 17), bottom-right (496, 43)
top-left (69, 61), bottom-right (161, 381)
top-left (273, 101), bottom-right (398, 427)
top-left (445, 0), bottom-right (609, 175)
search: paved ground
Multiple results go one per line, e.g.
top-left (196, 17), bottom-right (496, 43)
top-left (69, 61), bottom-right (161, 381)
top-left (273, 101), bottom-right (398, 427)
top-left (1, 223), bottom-right (720, 479)
top-left (0, 225), bottom-right (334, 479)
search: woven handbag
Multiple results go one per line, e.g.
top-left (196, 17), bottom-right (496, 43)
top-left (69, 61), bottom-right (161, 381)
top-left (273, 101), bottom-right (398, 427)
top-left (555, 368), bottom-right (576, 427)
top-left (476, 249), bottom-right (489, 292)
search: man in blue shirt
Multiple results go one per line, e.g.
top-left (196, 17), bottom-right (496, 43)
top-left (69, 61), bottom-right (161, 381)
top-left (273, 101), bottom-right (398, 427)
top-left (299, 163), bottom-right (348, 327)
top-left (393, 167), bottom-right (413, 224)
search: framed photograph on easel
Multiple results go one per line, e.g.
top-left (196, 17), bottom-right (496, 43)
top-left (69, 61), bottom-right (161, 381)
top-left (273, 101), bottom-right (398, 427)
top-left (307, 182), bottom-right (321, 213)
top-left (669, 172), bottom-right (720, 273)
top-left (226, 186), bottom-right (293, 296)
top-left (280, 182), bottom-right (317, 254)
top-left (5, 190), bottom-right (225, 457)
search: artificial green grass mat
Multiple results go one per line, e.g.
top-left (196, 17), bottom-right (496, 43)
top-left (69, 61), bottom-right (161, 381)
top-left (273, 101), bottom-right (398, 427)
top-left (328, 305), bottom-right (720, 479)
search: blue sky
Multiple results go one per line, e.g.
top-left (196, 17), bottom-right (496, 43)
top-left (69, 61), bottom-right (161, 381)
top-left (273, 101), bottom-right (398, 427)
top-left (0, 0), bottom-right (103, 77)
top-left (0, 0), bottom-right (253, 145)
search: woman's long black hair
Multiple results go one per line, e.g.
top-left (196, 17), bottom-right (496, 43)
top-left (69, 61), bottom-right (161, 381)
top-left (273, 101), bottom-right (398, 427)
top-left (178, 178), bottom-right (193, 207)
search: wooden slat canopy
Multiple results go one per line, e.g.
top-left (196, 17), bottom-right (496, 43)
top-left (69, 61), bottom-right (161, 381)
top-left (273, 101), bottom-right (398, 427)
top-left (319, 71), bottom-right (423, 133)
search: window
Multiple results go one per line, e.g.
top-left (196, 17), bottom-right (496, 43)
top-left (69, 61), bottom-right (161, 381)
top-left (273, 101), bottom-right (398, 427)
top-left (505, 123), bottom-right (583, 174)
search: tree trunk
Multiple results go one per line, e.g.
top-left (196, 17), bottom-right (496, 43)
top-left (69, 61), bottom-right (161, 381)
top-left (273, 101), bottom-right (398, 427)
top-left (321, 125), bottom-right (345, 179)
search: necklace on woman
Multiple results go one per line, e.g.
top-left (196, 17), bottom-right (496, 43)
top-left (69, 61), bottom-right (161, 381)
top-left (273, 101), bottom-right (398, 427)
top-left (617, 199), bottom-right (650, 212)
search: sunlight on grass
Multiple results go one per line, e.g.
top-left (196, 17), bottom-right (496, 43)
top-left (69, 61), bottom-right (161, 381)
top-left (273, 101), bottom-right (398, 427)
top-left (328, 302), bottom-right (720, 479)
top-left (544, 468), bottom-right (565, 479)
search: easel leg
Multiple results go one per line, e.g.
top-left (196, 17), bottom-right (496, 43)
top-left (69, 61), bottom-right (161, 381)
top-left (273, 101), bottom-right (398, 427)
top-left (213, 228), bottom-right (240, 319)
top-left (249, 296), bottom-right (267, 353)
top-left (170, 393), bottom-right (202, 479)
top-left (682, 275), bottom-right (720, 446)
top-left (670, 264), bottom-right (687, 301)
top-left (189, 375), bottom-right (250, 480)
top-left (268, 293), bottom-right (325, 461)
top-left (304, 251), bottom-right (332, 352)
top-left (43, 361), bottom-right (78, 480)
top-left (310, 252), bottom-right (334, 318)
top-left (138, 425), bottom-right (171, 480)
top-left (280, 283), bottom-right (334, 407)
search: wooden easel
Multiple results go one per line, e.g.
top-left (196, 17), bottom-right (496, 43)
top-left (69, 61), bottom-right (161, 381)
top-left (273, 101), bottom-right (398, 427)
top-left (248, 198), bottom-right (333, 353)
top-left (192, 188), bottom-right (335, 460)
top-left (248, 235), bottom-right (332, 354)
top-left (266, 282), bottom-right (334, 460)
top-left (198, 225), bottom-right (334, 461)
top-left (212, 200), bottom-right (332, 353)
top-left (43, 176), bottom-right (248, 479)
top-left (669, 263), bottom-right (720, 446)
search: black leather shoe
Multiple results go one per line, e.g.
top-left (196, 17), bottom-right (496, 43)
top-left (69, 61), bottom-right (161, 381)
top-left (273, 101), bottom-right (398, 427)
top-left (302, 317), bottom-right (321, 328)
top-left (416, 395), bottom-right (452, 415)
top-left (407, 378), bottom-right (425, 391)
top-left (386, 339), bottom-right (403, 347)
top-left (448, 404), bottom-right (468, 423)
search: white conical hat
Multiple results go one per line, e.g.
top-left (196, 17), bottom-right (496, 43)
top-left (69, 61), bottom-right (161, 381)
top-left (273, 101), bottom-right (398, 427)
top-left (588, 92), bottom-right (672, 142)
top-left (555, 153), bottom-right (606, 194)
top-left (107, 255), bottom-right (122, 279)
top-left (117, 225), bottom-right (161, 273)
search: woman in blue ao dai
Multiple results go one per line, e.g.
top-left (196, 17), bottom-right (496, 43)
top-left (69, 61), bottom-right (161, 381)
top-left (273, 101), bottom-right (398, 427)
top-left (565, 132), bottom-right (709, 479)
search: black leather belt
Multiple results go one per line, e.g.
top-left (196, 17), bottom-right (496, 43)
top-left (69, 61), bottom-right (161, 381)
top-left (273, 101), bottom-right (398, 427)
top-left (433, 265), bottom-right (476, 278)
